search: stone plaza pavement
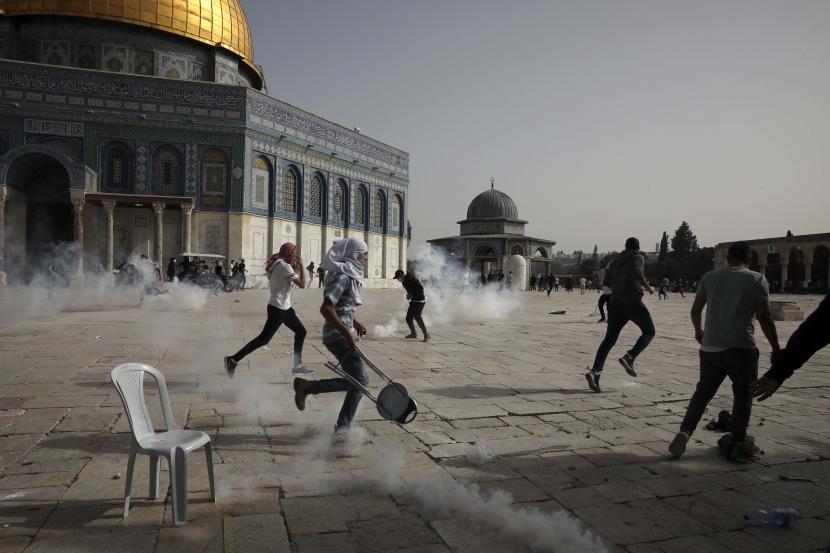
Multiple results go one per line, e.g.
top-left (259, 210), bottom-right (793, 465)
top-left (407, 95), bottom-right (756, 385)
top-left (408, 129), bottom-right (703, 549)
top-left (0, 284), bottom-right (828, 553)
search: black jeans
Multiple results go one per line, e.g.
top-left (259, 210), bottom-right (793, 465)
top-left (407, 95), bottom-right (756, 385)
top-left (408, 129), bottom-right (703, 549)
top-left (406, 301), bottom-right (427, 335)
top-left (680, 348), bottom-right (759, 441)
top-left (232, 305), bottom-right (306, 362)
top-left (598, 294), bottom-right (610, 319)
top-left (592, 298), bottom-right (655, 371)
top-left (312, 340), bottom-right (368, 428)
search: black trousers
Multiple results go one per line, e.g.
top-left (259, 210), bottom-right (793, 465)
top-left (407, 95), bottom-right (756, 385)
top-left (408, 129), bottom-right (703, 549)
top-left (598, 294), bottom-right (610, 319)
top-left (592, 298), bottom-right (655, 371)
top-left (406, 301), bottom-right (427, 335)
top-left (233, 305), bottom-right (306, 362)
top-left (680, 348), bottom-right (759, 441)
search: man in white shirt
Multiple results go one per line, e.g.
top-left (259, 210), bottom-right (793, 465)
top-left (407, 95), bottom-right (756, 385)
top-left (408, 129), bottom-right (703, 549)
top-left (224, 243), bottom-right (310, 378)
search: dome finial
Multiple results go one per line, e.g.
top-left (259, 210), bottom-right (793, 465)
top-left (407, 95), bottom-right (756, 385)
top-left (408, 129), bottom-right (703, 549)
top-left (490, 177), bottom-right (494, 190)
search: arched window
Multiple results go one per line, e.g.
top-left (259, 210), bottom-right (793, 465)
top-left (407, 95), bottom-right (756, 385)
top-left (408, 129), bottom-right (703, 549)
top-left (105, 144), bottom-right (130, 190)
top-left (282, 167), bottom-right (298, 213)
top-left (352, 186), bottom-right (366, 225)
top-left (202, 148), bottom-right (227, 196)
top-left (332, 179), bottom-right (346, 223)
top-left (511, 244), bottom-right (524, 256)
top-left (474, 244), bottom-right (496, 256)
top-left (309, 173), bottom-right (323, 218)
top-left (153, 146), bottom-right (182, 195)
top-left (534, 247), bottom-right (548, 258)
top-left (371, 190), bottom-right (384, 228)
top-left (252, 156), bottom-right (271, 210)
top-left (390, 195), bottom-right (402, 232)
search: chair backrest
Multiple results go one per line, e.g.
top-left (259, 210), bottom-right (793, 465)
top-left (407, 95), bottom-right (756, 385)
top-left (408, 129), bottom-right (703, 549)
top-left (110, 363), bottom-right (178, 442)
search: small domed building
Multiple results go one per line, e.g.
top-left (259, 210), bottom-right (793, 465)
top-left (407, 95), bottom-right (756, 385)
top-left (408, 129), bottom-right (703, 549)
top-left (428, 181), bottom-right (556, 289)
top-left (0, 2), bottom-right (409, 286)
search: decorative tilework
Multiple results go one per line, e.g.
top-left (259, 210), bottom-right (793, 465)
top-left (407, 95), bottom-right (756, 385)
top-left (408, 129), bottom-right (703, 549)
top-left (135, 142), bottom-right (148, 192)
top-left (24, 119), bottom-right (84, 137)
top-left (184, 143), bottom-right (197, 194)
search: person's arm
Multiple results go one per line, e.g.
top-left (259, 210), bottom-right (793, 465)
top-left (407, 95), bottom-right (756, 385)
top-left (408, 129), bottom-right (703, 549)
top-left (755, 300), bottom-right (780, 352)
top-left (753, 293), bottom-right (830, 400)
top-left (320, 300), bottom-right (356, 350)
top-left (289, 256), bottom-right (306, 289)
top-left (691, 293), bottom-right (706, 344)
top-left (633, 255), bottom-right (655, 294)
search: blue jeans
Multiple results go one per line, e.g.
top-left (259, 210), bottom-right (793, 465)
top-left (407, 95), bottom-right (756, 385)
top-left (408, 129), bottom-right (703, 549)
top-left (592, 298), bottom-right (655, 372)
top-left (312, 340), bottom-right (368, 428)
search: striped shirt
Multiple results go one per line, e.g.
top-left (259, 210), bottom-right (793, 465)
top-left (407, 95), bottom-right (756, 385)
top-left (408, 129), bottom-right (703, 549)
top-left (322, 273), bottom-right (358, 345)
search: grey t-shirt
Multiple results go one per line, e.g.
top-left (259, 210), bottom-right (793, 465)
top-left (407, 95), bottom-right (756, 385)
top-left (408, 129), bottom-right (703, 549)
top-left (698, 267), bottom-right (769, 350)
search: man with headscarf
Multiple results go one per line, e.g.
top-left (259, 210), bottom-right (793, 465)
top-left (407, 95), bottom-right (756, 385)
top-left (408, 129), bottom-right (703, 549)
top-left (293, 237), bottom-right (369, 445)
top-left (585, 237), bottom-right (656, 392)
top-left (224, 243), bottom-right (309, 378)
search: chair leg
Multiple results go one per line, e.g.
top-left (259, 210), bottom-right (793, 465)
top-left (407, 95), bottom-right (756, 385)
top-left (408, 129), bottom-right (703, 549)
top-left (204, 442), bottom-right (216, 502)
top-left (149, 454), bottom-right (160, 499)
top-left (169, 447), bottom-right (188, 527)
top-left (123, 446), bottom-right (137, 518)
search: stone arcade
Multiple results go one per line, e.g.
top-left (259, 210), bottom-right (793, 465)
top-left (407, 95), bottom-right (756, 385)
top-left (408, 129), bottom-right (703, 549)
top-left (0, 1), bottom-right (409, 286)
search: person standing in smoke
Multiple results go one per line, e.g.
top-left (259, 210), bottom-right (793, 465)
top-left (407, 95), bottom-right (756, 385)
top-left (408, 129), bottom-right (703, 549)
top-left (506, 271), bottom-right (513, 289)
top-left (585, 237), bottom-right (655, 393)
top-left (239, 259), bottom-right (247, 289)
top-left (293, 238), bottom-right (370, 445)
top-left (394, 269), bottom-right (430, 342)
top-left (317, 266), bottom-right (325, 288)
top-left (224, 243), bottom-right (310, 379)
top-left (166, 257), bottom-right (176, 282)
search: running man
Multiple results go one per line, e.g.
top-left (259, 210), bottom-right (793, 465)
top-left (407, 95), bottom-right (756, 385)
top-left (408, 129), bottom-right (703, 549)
top-left (224, 243), bottom-right (309, 378)
top-left (293, 238), bottom-right (370, 445)
top-left (394, 269), bottom-right (430, 342)
top-left (585, 237), bottom-right (655, 392)
top-left (669, 241), bottom-right (779, 463)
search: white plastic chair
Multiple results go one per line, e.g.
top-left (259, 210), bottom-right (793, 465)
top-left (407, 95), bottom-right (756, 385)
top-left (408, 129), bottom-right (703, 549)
top-left (110, 363), bottom-right (215, 527)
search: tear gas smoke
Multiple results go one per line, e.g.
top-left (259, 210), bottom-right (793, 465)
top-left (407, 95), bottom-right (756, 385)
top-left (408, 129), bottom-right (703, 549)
top-left (378, 245), bottom-right (520, 329)
top-left (466, 440), bottom-right (496, 465)
top-left (371, 317), bottom-right (401, 338)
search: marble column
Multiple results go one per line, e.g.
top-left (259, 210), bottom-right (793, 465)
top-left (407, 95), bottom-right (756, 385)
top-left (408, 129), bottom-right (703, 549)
top-left (181, 202), bottom-right (193, 254)
top-left (102, 200), bottom-right (116, 273)
top-left (153, 202), bottom-right (165, 268)
top-left (0, 185), bottom-right (7, 285)
top-left (72, 198), bottom-right (85, 276)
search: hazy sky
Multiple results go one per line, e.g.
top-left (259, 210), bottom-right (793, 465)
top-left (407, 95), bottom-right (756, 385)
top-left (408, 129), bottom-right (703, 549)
top-left (245, 0), bottom-right (830, 253)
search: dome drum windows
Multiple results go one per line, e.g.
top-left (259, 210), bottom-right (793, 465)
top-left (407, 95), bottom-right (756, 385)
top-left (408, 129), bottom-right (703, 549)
top-left (252, 156), bottom-right (271, 211)
top-left (152, 146), bottom-right (182, 195)
top-left (103, 143), bottom-right (131, 191)
top-left (308, 173), bottom-right (324, 218)
top-left (371, 190), bottom-right (385, 229)
top-left (331, 179), bottom-right (347, 225)
top-left (282, 167), bottom-right (299, 214)
top-left (352, 186), bottom-right (367, 226)
top-left (202, 149), bottom-right (227, 198)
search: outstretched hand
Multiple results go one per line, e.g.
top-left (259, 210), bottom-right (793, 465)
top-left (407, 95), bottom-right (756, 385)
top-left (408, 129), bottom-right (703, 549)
top-left (750, 376), bottom-right (782, 401)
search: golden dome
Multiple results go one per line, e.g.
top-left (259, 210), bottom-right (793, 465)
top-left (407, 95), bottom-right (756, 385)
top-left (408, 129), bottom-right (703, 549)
top-left (1, 0), bottom-right (259, 78)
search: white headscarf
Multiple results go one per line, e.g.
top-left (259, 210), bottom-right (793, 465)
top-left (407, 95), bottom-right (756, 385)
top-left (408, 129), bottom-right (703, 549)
top-left (321, 237), bottom-right (368, 305)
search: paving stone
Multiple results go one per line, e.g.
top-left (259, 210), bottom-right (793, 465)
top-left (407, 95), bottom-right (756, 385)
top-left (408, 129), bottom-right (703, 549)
top-left (223, 514), bottom-right (291, 553)
top-left (24, 528), bottom-right (157, 553)
top-left (155, 518), bottom-right (223, 553)
top-left (350, 514), bottom-right (444, 552)
top-left (294, 532), bottom-right (358, 553)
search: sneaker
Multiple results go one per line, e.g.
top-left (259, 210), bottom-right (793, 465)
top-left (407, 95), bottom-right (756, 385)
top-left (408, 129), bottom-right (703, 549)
top-left (619, 354), bottom-right (637, 377)
top-left (292, 365), bottom-right (314, 375)
top-left (669, 431), bottom-right (690, 459)
top-left (331, 426), bottom-right (349, 447)
top-left (585, 370), bottom-right (601, 393)
top-left (718, 434), bottom-right (758, 464)
top-left (224, 356), bottom-right (238, 379)
top-left (293, 378), bottom-right (313, 411)
top-left (423, 334), bottom-right (430, 343)
top-left (404, 334), bottom-right (417, 339)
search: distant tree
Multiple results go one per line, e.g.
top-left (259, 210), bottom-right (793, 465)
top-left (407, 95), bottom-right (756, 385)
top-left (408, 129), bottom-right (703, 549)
top-left (671, 221), bottom-right (699, 258)
top-left (659, 231), bottom-right (669, 261)
top-left (591, 245), bottom-right (599, 265)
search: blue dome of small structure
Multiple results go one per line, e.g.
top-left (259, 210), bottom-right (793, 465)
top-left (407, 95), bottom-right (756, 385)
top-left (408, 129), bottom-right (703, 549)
top-left (466, 188), bottom-right (519, 220)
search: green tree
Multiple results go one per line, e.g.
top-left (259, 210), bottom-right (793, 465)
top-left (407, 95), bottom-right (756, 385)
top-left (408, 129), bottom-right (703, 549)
top-left (671, 221), bottom-right (699, 258)
top-left (659, 231), bottom-right (669, 261)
